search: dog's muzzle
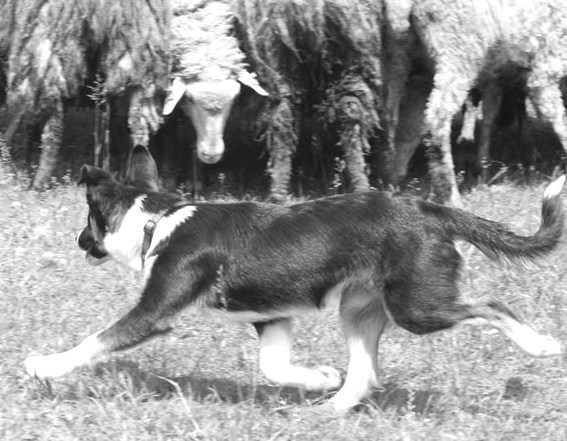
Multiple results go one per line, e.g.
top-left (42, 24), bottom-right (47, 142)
top-left (77, 227), bottom-right (110, 265)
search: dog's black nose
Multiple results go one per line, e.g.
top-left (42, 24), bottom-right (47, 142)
top-left (76, 227), bottom-right (94, 251)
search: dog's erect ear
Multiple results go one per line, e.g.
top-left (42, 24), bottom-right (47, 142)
top-left (125, 145), bottom-right (159, 192)
top-left (77, 165), bottom-right (113, 187)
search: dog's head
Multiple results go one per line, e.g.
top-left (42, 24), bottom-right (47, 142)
top-left (76, 165), bottom-right (115, 265)
top-left (77, 145), bottom-right (159, 266)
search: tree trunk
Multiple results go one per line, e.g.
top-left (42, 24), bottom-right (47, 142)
top-left (340, 124), bottom-right (370, 192)
top-left (102, 104), bottom-right (110, 171)
top-left (0, 131), bottom-right (17, 177)
top-left (337, 95), bottom-right (369, 193)
top-left (32, 101), bottom-right (63, 190)
top-left (269, 138), bottom-right (293, 201)
top-left (477, 83), bottom-right (503, 183)
top-left (0, 131), bottom-right (10, 162)
top-left (268, 98), bottom-right (296, 201)
top-left (94, 102), bottom-right (101, 167)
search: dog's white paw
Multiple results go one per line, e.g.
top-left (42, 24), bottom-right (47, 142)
top-left (262, 364), bottom-right (342, 391)
top-left (507, 323), bottom-right (564, 357)
top-left (328, 395), bottom-right (360, 413)
top-left (315, 366), bottom-right (342, 390)
top-left (25, 354), bottom-right (71, 380)
top-left (529, 335), bottom-right (563, 357)
top-left (300, 365), bottom-right (342, 391)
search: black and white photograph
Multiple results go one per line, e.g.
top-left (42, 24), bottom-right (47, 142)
top-left (1, 1), bottom-right (567, 439)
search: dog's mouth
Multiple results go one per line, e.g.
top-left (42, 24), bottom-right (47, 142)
top-left (85, 249), bottom-right (112, 266)
top-left (77, 226), bottom-right (111, 266)
top-left (85, 246), bottom-right (111, 266)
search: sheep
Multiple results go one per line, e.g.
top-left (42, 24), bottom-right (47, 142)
top-left (4, 0), bottom-right (90, 189)
top-left (101, 0), bottom-right (170, 174)
top-left (2, 0), bottom-right (169, 189)
top-left (383, 0), bottom-right (567, 206)
top-left (455, 72), bottom-right (567, 183)
top-left (234, 0), bottom-right (382, 200)
top-left (3, 0), bottom-right (266, 193)
top-left (161, 0), bottom-right (268, 190)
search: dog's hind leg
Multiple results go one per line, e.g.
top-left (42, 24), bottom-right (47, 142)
top-left (459, 300), bottom-right (563, 357)
top-left (254, 318), bottom-right (342, 391)
top-left (384, 260), bottom-right (562, 357)
top-left (329, 285), bottom-right (389, 412)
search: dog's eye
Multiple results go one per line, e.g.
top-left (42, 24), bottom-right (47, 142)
top-left (88, 206), bottom-right (108, 236)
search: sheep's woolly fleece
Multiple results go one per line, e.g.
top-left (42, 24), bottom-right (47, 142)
top-left (171, 0), bottom-right (247, 82)
top-left (97, 0), bottom-right (170, 94)
top-left (6, 0), bottom-right (89, 113)
top-left (5, 0), bottom-right (170, 112)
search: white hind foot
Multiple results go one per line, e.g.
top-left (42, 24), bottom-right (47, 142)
top-left (530, 335), bottom-right (563, 357)
top-left (543, 174), bottom-right (566, 199)
top-left (328, 337), bottom-right (380, 412)
top-left (494, 317), bottom-right (563, 357)
top-left (510, 326), bottom-right (563, 357)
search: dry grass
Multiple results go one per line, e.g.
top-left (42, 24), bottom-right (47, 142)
top-left (1, 165), bottom-right (567, 440)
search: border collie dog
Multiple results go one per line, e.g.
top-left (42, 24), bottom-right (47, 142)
top-left (25, 146), bottom-right (565, 412)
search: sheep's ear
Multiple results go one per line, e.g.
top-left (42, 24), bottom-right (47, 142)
top-left (163, 77), bottom-right (186, 115)
top-left (125, 145), bottom-right (159, 192)
top-left (237, 71), bottom-right (269, 96)
top-left (77, 165), bottom-right (113, 186)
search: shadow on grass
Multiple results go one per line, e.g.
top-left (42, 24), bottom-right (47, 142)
top-left (52, 360), bottom-right (443, 415)
top-left (366, 382), bottom-right (441, 415)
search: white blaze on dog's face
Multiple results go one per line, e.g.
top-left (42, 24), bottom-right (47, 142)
top-left (76, 165), bottom-right (150, 270)
top-left (101, 195), bottom-right (150, 270)
top-left (102, 196), bottom-right (196, 271)
top-left (76, 163), bottom-right (196, 271)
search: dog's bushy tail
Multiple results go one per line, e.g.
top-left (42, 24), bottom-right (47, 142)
top-left (423, 176), bottom-right (565, 264)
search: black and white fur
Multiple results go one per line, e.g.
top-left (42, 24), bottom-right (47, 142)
top-left (25, 147), bottom-right (565, 412)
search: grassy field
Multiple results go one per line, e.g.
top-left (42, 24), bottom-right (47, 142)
top-left (1, 166), bottom-right (566, 441)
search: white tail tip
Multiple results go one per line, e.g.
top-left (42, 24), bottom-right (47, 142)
top-left (543, 175), bottom-right (566, 199)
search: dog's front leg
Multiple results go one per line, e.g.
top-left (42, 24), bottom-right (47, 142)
top-left (25, 299), bottom-right (173, 380)
top-left (25, 330), bottom-right (107, 379)
top-left (254, 318), bottom-right (342, 391)
top-left (25, 253), bottom-right (218, 380)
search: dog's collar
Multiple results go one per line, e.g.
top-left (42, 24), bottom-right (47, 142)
top-left (142, 202), bottom-right (191, 265)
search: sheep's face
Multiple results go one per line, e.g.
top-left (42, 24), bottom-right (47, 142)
top-left (163, 75), bottom-right (268, 164)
